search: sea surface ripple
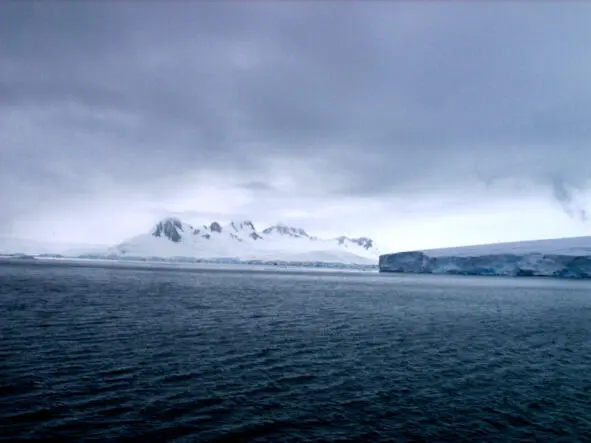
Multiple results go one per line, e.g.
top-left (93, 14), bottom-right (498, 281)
top-left (1, 261), bottom-right (591, 442)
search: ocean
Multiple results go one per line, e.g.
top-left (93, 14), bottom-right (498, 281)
top-left (1, 260), bottom-right (590, 442)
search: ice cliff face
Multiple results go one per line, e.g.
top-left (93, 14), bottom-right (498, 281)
top-left (379, 251), bottom-right (591, 279)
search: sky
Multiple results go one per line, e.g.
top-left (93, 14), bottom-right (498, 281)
top-left (1, 2), bottom-right (591, 252)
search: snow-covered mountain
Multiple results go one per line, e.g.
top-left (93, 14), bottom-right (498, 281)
top-left (107, 218), bottom-right (380, 264)
top-left (379, 236), bottom-right (591, 279)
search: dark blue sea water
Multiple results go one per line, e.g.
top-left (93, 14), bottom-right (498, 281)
top-left (1, 260), bottom-right (591, 442)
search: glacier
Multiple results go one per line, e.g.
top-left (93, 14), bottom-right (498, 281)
top-left (379, 236), bottom-right (591, 279)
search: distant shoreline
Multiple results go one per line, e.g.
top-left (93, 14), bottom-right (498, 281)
top-left (0, 255), bottom-right (378, 273)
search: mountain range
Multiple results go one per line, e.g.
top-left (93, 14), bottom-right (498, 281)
top-left (0, 217), bottom-right (380, 265)
top-left (109, 218), bottom-right (379, 264)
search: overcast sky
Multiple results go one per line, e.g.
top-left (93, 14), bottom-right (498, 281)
top-left (1, 2), bottom-right (591, 251)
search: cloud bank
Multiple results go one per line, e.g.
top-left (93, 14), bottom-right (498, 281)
top-left (1, 3), bottom-right (590, 250)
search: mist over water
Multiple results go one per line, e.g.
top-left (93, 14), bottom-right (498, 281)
top-left (1, 262), bottom-right (590, 442)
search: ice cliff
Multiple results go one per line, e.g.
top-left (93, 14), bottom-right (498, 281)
top-left (379, 251), bottom-right (591, 279)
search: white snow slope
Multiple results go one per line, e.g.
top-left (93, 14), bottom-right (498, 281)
top-left (421, 236), bottom-right (591, 258)
top-left (104, 218), bottom-right (380, 265)
top-left (379, 236), bottom-right (591, 279)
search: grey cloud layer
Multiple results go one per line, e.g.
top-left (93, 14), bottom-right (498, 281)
top-left (2, 2), bottom-right (591, 228)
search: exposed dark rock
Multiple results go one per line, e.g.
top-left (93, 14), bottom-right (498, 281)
top-left (351, 237), bottom-right (373, 250)
top-left (152, 217), bottom-right (183, 243)
top-left (262, 224), bottom-right (309, 238)
top-left (230, 233), bottom-right (243, 242)
top-left (336, 236), bottom-right (374, 250)
top-left (230, 220), bottom-right (256, 232)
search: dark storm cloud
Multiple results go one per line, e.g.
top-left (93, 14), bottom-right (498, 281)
top-left (2, 2), bottom-right (591, 228)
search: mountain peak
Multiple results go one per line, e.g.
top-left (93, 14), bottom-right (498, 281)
top-left (262, 224), bottom-right (310, 238)
top-left (228, 220), bottom-right (256, 231)
top-left (152, 217), bottom-right (184, 243)
top-left (228, 220), bottom-right (262, 240)
top-left (353, 237), bottom-right (374, 250)
top-left (209, 222), bottom-right (222, 233)
top-left (336, 236), bottom-right (374, 250)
